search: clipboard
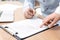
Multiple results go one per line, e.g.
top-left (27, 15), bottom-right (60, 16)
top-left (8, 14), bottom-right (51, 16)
top-left (0, 25), bottom-right (58, 40)
top-left (0, 18), bottom-right (59, 40)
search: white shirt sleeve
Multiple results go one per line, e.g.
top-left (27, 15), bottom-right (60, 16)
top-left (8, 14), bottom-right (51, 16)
top-left (55, 6), bottom-right (60, 14)
top-left (55, 2), bottom-right (60, 14)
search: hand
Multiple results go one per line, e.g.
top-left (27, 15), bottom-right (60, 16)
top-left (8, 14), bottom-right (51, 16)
top-left (24, 8), bottom-right (35, 19)
top-left (40, 13), bottom-right (60, 28)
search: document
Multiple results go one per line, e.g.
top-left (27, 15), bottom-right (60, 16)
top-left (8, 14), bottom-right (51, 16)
top-left (0, 4), bottom-right (20, 22)
top-left (2, 18), bottom-right (48, 38)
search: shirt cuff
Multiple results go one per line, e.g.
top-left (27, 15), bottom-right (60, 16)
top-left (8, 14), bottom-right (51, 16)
top-left (55, 6), bottom-right (60, 14)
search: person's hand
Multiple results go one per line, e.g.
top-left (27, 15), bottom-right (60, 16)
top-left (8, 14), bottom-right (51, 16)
top-left (40, 13), bottom-right (60, 28)
top-left (24, 8), bottom-right (35, 19)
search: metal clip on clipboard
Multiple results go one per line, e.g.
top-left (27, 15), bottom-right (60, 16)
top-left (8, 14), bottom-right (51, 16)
top-left (0, 26), bottom-right (22, 40)
top-left (0, 24), bottom-right (59, 40)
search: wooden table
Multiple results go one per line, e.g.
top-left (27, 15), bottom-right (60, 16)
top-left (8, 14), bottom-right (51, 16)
top-left (0, 1), bottom-right (60, 40)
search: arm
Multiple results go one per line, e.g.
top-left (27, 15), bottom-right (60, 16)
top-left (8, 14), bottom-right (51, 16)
top-left (40, 1), bottom-right (60, 28)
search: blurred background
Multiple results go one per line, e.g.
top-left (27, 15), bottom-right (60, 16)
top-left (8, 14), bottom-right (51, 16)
top-left (0, 0), bottom-right (24, 3)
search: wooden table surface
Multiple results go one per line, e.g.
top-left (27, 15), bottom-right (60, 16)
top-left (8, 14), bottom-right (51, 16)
top-left (0, 1), bottom-right (60, 40)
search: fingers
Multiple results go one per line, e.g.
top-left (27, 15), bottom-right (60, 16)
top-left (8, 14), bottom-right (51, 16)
top-left (24, 11), bottom-right (33, 19)
top-left (27, 10), bottom-right (34, 16)
top-left (40, 18), bottom-right (59, 28)
top-left (43, 17), bottom-right (51, 24)
top-left (24, 8), bottom-right (35, 19)
top-left (40, 13), bottom-right (60, 28)
top-left (28, 8), bottom-right (35, 16)
top-left (40, 18), bottom-right (51, 27)
top-left (40, 17), bottom-right (54, 28)
top-left (48, 18), bottom-right (59, 28)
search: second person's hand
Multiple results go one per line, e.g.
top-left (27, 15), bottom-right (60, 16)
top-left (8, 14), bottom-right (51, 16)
top-left (40, 13), bottom-right (60, 28)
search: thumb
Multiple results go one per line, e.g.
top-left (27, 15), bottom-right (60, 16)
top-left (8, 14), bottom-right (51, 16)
top-left (33, 9), bottom-right (36, 15)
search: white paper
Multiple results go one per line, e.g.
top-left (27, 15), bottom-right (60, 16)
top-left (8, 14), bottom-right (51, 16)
top-left (2, 18), bottom-right (48, 38)
top-left (0, 4), bottom-right (20, 22)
